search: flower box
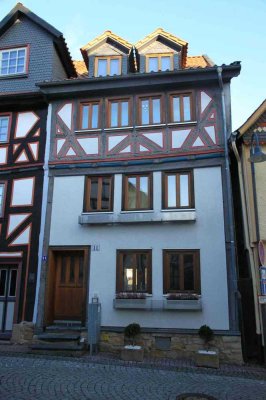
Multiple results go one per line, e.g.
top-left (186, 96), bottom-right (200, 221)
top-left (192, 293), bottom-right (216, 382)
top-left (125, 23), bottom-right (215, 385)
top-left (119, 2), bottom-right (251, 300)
top-left (121, 345), bottom-right (144, 361)
top-left (195, 349), bottom-right (219, 368)
top-left (164, 294), bottom-right (202, 310)
top-left (113, 298), bottom-right (150, 309)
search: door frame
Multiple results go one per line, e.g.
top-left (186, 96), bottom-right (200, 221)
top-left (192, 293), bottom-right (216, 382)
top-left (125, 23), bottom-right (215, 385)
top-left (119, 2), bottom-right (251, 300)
top-left (44, 246), bottom-right (90, 327)
top-left (0, 261), bottom-right (22, 338)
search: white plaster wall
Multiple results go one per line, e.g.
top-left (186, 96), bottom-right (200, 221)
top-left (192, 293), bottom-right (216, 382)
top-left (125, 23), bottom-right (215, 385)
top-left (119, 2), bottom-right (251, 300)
top-left (50, 167), bottom-right (229, 330)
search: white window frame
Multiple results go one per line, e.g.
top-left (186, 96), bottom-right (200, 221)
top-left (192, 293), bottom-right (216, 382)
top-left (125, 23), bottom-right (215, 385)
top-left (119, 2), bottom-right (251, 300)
top-left (0, 46), bottom-right (28, 76)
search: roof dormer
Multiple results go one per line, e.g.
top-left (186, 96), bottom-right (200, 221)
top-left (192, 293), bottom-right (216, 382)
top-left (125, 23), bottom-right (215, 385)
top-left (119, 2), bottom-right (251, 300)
top-left (135, 28), bottom-right (188, 73)
top-left (81, 31), bottom-right (132, 77)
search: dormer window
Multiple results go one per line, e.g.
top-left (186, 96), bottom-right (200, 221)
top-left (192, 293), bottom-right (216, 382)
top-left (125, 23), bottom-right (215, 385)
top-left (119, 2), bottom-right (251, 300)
top-left (95, 57), bottom-right (121, 77)
top-left (146, 54), bottom-right (173, 72)
top-left (0, 46), bottom-right (28, 76)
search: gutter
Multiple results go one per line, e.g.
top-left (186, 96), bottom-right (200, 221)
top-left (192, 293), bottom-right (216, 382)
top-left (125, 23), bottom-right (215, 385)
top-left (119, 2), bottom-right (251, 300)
top-left (231, 133), bottom-right (261, 334)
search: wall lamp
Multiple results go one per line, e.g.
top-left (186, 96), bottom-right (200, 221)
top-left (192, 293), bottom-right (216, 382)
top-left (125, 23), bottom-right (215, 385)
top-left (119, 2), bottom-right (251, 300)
top-left (249, 133), bottom-right (266, 163)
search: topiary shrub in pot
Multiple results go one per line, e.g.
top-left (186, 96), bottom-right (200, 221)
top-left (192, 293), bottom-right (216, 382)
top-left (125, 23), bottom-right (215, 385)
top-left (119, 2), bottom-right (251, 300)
top-left (195, 325), bottom-right (219, 368)
top-left (121, 323), bottom-right (144, 362)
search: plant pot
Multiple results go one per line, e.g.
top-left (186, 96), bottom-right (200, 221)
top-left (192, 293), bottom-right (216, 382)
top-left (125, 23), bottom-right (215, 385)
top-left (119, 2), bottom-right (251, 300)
top-left (121, 345), bottom-right (144, 361)
top-left (195, 349), bottom-right (219, 368)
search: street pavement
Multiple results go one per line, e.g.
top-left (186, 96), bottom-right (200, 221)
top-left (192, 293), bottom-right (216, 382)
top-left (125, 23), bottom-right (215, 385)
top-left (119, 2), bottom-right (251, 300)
top-left (0, 353), bottom-right (265, 400)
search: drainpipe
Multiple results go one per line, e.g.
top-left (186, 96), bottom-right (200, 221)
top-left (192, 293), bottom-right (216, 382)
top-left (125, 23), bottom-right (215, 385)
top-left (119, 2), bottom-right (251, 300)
top-left (231, 136), bottom-right (261, 335)
top-left (217, 66), bottom-right (239, 332)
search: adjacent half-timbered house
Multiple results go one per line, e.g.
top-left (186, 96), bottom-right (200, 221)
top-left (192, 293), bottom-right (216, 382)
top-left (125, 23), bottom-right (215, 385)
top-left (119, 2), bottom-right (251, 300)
top-left (0, 3), bottom-right (76, 338)
top-left (35, 28), bottom-right (243, 362)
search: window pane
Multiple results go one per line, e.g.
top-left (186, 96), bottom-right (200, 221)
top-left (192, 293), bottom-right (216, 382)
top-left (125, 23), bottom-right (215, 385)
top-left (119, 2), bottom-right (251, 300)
top-left (69, 256), bottom-right (75, 283)
top-left (148, 57), bottom-right (158, 72)
top-left (169, 254), bottom-right (180, 290)
top-left (97, 59), bottom-right (107, 76)
top-left (101, 178), bottom-right (111, 210)
top-left (9, 270), bottom-right (17, 297)
top-left (183, 96), bottom-right (191, 121)
top-left (121, 101), bottom-right (129, 126)
top-left (139, 176), bottom-right (149, 208)
top-left (127, 177), bottom-right (137, 209)
top-left (111, 102), bottom-right (118, 127)
top-left (161, 56), bottom-right (171, 71)
top-left (136, 253), bottom-right (148, 291)
top-left (0, 270), bottom-right (7, 296)
top-left (0, 184), bottom-right (4, 215)
top-left (60, 256), bottom-right (67, 283)
top-left (81, 105), bottom-right (89, 129)
top-left (167, 175), bottom-right (176, 207)
top-left (152, 99), bottom-right (161, 123)
top-left (123, 254), bottom-right (134, 291)
top-left (0, 117), bottom-right (9, 141)
top-left (180, 174), bottom-right (189, 207)
top-left (184, 254), bottom-right (194, 290)
top-left (141, 100), bottom-right (149, 124)
top-left (78, 256), bottom-right (83, 284)
top-left (110, 59), bottom-right (120, 75)
top-left (91, 104), bottom-right (99, 129)
top-left (89, 178), bottom-right (98, 210)
top-left (173, 97), bottom-right (181, 122)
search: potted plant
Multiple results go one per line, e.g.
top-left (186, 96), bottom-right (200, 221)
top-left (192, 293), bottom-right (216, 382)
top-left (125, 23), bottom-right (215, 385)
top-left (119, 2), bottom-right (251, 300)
top-left (195, 325), bottom-right (219, 368)
top-left (121, 323), bottom-right (144, 361)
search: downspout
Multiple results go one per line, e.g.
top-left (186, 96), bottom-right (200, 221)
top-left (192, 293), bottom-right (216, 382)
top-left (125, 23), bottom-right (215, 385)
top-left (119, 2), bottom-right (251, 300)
top-left (33, 103), bottom-right (52, 323)
top-left (231, 136), bottom-right (261, 334)
top-left (217, 66), bottom-right (239, 332)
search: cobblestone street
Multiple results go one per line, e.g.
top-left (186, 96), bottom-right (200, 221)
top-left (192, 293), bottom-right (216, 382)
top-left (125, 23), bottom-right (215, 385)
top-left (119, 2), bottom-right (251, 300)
top-left (0, 353), bottom-right (265, 400)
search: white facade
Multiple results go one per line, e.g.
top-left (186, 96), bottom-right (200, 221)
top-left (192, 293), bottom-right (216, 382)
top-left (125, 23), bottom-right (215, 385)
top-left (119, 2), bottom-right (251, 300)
top-left (49, 166), bottom-right (229, 331)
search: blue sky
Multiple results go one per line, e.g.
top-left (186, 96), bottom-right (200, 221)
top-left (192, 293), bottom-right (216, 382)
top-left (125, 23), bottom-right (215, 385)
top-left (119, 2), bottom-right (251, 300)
top-left (1, 0), bottom-right (265, 129)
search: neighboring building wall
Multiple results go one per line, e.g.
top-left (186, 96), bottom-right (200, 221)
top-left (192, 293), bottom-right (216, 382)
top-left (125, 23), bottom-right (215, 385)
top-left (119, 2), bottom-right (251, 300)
top-left (255, 143), bottom-right (266, 241)
top-left (52, 47), bottom-right (68, 81)
top-left (49, 166), bottom-right (229, 330)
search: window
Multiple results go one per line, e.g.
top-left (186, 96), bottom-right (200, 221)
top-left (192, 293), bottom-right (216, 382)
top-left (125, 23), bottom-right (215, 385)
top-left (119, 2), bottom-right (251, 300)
top-left (108, 99), bottom-right (130, 127)
top-left (116, 250), bottom-right (152, 293)
top-left (79, 102), bottom-right (100, 130)
top-left (139, 97), bottom-right (162, 125)
top-left (163, 250), bottom-right (200, 294)
top-left (170, 93), bottom-right (193, 122)
top-left (123, 174), bottom-right (152, 210)
top-left (0, 115), bottom-right (10, 142)
top-left (146, 54), bottom-right (173, 72)
top-left (0, 47), bottom-right (27, 76)
top-left (84, 176), bottom-right (113, 212)
top-left (163, 171), bottom-right (193, 209)
top-left (95, 57), bottom-right (121, 77)
top-left (0, 183), bottom-right (5, 217)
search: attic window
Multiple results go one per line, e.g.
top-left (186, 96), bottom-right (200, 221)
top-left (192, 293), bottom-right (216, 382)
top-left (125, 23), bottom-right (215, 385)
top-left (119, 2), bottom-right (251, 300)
top-left (0, 46), bottom-right (28, 76)
top-left (146, 54), bottom-right (173, 72)
top-left (95, 57), bottom-right (121, 77)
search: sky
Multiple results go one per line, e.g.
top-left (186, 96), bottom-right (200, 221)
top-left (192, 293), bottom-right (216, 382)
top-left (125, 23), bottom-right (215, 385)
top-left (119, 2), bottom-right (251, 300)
top-left (1, 0), bottom-right (265, 130)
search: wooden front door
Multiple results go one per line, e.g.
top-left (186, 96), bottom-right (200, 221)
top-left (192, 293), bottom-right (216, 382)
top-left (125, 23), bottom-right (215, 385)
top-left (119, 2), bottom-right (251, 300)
top-left (54, 251), bottom-right (85, 321)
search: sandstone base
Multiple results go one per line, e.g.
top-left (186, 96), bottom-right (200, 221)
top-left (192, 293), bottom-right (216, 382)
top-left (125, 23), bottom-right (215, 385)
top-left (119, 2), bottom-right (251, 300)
top-left (11, 321), bottom-right (34, 344)
top-left (100, 331), bottom-right (243, 364)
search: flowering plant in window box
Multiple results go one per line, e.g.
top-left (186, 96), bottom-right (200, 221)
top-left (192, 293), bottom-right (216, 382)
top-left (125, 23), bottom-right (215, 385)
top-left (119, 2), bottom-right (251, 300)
top-left (166, 293), bottom-right (200, 300)
top-left (114, 293), bottom-right (149, 309)
top-left (164, 293), bottom-right (202, 310)
top-left (116, 292), bottom-right (147, 299)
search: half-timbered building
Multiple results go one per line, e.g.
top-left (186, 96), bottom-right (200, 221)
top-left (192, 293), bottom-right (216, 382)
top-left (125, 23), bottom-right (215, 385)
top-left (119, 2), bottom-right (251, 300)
top-left (0, 3), bottom-right (76, 338)
top-left (34, 28), bottom-right (243, 362)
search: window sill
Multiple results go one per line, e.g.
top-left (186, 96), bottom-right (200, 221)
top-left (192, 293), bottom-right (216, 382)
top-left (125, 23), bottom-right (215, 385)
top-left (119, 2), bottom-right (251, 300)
top-left (113, 298), bottom-right (150, 309)
top-left (135, 123), bottom-right (166, 129)
top-left (0, 73), bottom-right (28, 80)
top-left (168, 121), bottom-right (197, 127)
top-left (79, 210), bottom-right (196, 225)
top-left (75, 129), bottom-right (102, 134)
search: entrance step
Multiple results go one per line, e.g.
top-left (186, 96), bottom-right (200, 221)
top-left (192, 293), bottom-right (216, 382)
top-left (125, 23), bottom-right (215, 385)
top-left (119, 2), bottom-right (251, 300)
top-left (36, 333), bottom-right (80, 342)
top-left (30, 342), bottom-right (86, 356)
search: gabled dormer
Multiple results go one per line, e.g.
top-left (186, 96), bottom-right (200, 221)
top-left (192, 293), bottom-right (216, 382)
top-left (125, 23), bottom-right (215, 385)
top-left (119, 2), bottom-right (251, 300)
top-left (0, 3), bottom-right (76, 93)
top-left (81, 31), bottom-right (132, 78)
top-left (135, 28), bottom-right (188, 73)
